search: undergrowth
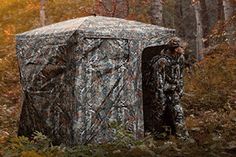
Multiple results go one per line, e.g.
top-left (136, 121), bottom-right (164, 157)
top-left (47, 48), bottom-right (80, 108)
top-left (183, 43), bottom-right (236, 112)
top-left (1, 128), bottom-right (158, 157)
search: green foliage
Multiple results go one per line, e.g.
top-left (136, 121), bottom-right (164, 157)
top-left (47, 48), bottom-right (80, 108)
top-left (32, 131), bottom-right (52, 149)
top-left (109, 122), bottom-right (137, 147)
top-left (1, 129), bottom-right (157, 157)
top-left (2, 132), bottom-right (64, 157)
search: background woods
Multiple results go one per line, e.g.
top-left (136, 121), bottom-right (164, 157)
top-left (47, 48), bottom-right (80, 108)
top-left (0, 0), bottom-right (235, 156)
top-left (1, 0), bottom-right (235, 59)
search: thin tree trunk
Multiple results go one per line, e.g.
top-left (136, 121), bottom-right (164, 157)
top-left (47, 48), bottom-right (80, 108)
top-left (200, 0), bottom-right (209, 47)
top-left (223, 0), bottom-right (233, 20)
top-left (175, 0), bottom-right (185, 37)
top-left (193, 1), bottom-right (204, 60)
top-left (40, 0), bottom-right (46, 26)
top-left (222, 0), bottom-right (235, 44)
top-left (115, 0), bottom-right (129, 18)
top-left (217, 0), bottom-right (224, 20)
top-left (95, 0), bottom-right (129, 18)
top-left (150, 0), bottom-right (163, 25)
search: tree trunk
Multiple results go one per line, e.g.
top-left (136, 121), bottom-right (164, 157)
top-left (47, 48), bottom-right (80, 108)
top-left (222, 0), bottom-right (235, 44)
top-left (175, 0), bottom-right (185, 37)
top-left (217, 0), bottom-right (224, 20)
top-left (200, 0), bottom-right (209, 47)
top-left (40, 0), bottom-right (46, 26)
top-left (223, 0), bottom-right (234, 20)
top-left (193, 1), bottom-right (204, 60)
top-left (150, 0), bottom-right (163, 25)
top-left (95, 0), bottom-right (129, 18)
top-left (114, 0), bottom-right (129, 18)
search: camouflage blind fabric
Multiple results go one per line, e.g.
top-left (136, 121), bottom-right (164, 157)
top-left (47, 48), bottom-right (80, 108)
top-left (16, 16), bottom-right (175, 145)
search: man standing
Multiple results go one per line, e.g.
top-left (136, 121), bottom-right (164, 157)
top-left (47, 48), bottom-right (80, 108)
top-left (147, 37), bottom-right (189, 139)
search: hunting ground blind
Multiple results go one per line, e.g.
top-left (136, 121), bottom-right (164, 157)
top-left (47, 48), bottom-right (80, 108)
top-left (16, 16), bottom-right (175, 145)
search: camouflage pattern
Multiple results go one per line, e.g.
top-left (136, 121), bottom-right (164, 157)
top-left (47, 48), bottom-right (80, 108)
top-left (144, 39), bottom-right (189, 139)
top-left (16, 16), bottom-right (175, 145)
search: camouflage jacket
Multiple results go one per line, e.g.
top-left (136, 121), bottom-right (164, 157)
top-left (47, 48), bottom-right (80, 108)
top-left (147, 52), bottom-right (185, 98)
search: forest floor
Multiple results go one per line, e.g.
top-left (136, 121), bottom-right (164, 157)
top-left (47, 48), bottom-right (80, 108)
top-left (0, 44), bottom-right (235, 157)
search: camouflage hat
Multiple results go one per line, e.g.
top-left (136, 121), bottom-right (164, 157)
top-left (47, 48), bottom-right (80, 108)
top-left (167, 37), bottom-right (181, 48)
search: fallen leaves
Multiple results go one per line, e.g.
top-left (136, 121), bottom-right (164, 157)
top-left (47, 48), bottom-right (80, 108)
top-left (0, 130), bottom-right (9, 144)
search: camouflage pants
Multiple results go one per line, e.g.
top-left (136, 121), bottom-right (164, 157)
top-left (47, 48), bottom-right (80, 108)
top-left (152, 90), bottom-right (189, 138)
